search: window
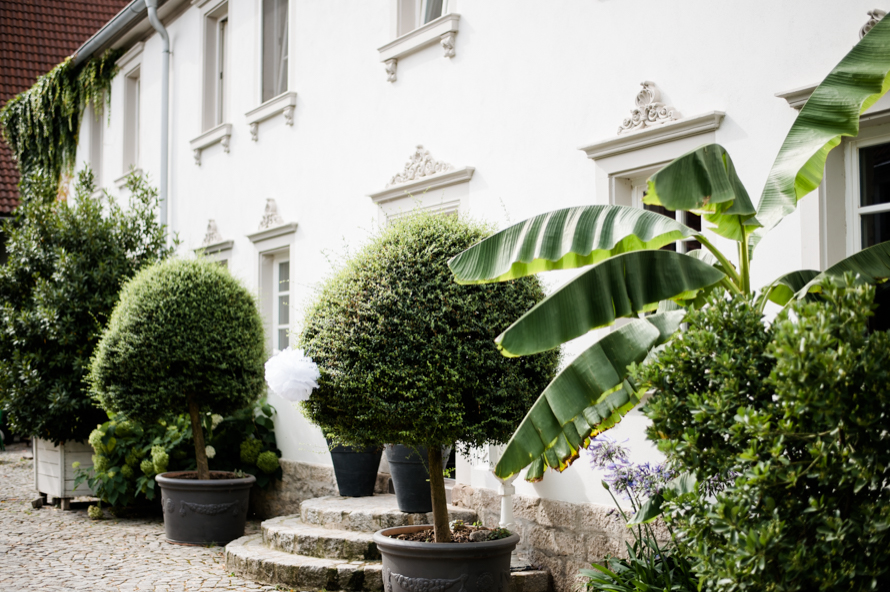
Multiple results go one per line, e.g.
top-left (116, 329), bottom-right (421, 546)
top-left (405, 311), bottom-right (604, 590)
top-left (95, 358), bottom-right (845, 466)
top-left (632, 182), bottom-right (702, 253)
top-left (262, 0), bottom-right (289, 103)
top-left (852, 140), bottom-right (890, 251)
top-left (274, 257), bottom-right (290, 351)
top-left (203, 3), bottom-right (229, 130)
top-left (397, 0), bottom-right (448, 36)
top-left (123, 68), bottom-right (140, 172)
top-left (88, 105), bottom-right (103, 186)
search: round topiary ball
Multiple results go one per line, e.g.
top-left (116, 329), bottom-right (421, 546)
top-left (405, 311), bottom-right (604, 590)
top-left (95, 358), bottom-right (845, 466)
top-left (89, 258), bottom-right (266, 423)
top-left (299, 212), bottom-right (560, 452)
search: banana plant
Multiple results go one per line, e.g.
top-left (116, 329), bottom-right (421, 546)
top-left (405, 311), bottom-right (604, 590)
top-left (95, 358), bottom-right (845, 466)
top-left (449, 16), bottom-right (890, 483)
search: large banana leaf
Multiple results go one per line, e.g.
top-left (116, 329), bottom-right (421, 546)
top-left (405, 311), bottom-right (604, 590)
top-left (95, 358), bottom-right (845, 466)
top-left (494, 311), bottom-right (685, 481)
top-left (762, 269), bottom-right (820, 306)
top-left (448, 205), bottom-right (699, 284)
top-left (495, 250), bottom-right (724, 356)
top-left (646, 144), bottom-right (760, 242)
top-left (753, 16), bottom-right (890, 251)
top-left (796, 241), bottom-right (890, 296)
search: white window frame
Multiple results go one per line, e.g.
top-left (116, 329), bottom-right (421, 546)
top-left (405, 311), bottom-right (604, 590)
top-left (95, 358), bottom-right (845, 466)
top-left (844, 133), bottom-right (890, 256)
top-left (395, 0), bottom-right (449, 36)
top-left (201, 1), bottom-right (229, 132)
top-left (248, 219), bottom-right (298, 355)
top-left (260, 0), bottom-right (290, 105)
top-left (122, 67), bottom-right (141, 175)
top-left (87, 104), bottom-right (104, 188)
top-left (379, 1), bottom-right (459, 82)
top-left (272, 254), bottom-right (291, 353)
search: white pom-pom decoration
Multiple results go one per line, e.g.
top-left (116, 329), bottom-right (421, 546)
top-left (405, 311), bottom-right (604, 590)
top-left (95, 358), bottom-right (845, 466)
top-left (264, 348), bottom-right (320, 402)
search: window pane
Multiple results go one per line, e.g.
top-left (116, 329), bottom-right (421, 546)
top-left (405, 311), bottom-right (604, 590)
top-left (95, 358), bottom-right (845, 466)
top-left (278, 261), bottom-right (289, 291)
top-left (424, 0), bottom-right (444, 23)
top-left (278, 329), bottom-right (289, 350)
top-left (262, 0), bottom-right (289, 102)
top-left (859, 141), bottom-right (890, 208)
top-left (861, 211), bottom-right (890, 249)
top-left (644, 203), bottom-right (677, 220)
top-left (278, 295), bottom-right (289, 325)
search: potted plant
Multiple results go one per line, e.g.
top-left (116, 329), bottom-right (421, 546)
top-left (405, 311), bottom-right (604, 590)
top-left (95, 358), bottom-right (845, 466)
top-left (0, 171), bottom-right (172, 507)
top-left (88, 257), bottom-right (267, 544)
top-left (292, 212), bottom-right (559, 581)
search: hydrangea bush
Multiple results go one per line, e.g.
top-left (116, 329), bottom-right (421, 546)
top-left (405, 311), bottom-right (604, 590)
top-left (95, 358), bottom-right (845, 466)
top-left (76, 401), bottom-right (282, 507)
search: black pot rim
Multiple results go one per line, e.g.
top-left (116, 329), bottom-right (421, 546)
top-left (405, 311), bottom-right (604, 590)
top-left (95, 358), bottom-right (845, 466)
top-left (373, 525), bottom-right (520, 558)
top-left (155, 471), bottom-right (256, 491)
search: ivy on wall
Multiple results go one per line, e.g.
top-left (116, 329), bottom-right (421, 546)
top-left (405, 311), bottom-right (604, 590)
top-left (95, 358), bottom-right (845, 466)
top-left (0, 49), bottom-right (122, 192)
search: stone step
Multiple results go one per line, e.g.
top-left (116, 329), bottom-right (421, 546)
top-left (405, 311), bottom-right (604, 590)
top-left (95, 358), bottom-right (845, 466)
top-left (300, 494), bottom-right (477, 533)
top-left (226, 534), bottom-right (551, 592)
top-left (226, 535), bottom-right (383, 591)
top-left (263, 516), bottom-right (380, 561)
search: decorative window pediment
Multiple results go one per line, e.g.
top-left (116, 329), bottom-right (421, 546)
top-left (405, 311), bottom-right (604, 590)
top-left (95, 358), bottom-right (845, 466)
top-left (247, 199), bottom-right (298, 245)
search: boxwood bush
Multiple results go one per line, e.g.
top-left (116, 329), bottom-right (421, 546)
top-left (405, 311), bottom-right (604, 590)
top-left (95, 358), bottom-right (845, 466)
top-left (0, 170), bottom-right (172, 444)
top-left (299, 211), bottom-right (560, 454)
top-left (88, 257), bottom-right (266, 478)
top-left (640, 278), bottom-right (890, 591)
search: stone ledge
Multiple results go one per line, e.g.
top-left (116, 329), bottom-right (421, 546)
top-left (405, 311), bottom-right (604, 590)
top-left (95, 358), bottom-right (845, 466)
top-left (300, 494), bottom-right (476, 533)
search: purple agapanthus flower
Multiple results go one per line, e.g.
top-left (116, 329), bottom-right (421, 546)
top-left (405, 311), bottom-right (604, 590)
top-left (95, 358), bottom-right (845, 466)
top-left (586, 435), bottom-right (675, 501)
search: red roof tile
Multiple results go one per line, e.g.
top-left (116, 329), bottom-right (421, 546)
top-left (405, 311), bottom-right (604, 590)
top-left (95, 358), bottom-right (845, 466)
top-left (0, 0), bottom-right (129, 214)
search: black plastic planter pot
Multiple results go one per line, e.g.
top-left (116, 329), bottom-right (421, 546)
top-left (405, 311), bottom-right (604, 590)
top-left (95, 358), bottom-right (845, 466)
top-left (328, 440), bottom-right (383, 497)
top-left (385, 444), bottom-right (449, 513)
top-left (156, 471), bottom-right (255, 545)
top-left (374, 525), bottom-right (520, 592)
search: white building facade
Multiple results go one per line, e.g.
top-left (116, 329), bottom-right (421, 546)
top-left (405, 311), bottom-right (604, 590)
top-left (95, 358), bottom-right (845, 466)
top-left (72, 1), bottom-right (890, 579)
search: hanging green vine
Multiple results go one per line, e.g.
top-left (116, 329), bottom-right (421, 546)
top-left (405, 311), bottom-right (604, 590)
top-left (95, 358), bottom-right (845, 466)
top-left (0, 49), bottom-right (123, 191)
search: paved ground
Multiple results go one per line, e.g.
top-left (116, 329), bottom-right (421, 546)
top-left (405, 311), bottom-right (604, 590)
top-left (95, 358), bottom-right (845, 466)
top-left (0, 442), bottom-right (289, 592)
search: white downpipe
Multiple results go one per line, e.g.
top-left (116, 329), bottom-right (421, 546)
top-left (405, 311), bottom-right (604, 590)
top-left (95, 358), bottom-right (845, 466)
top-left (144, 0), bottom-right (170, 231)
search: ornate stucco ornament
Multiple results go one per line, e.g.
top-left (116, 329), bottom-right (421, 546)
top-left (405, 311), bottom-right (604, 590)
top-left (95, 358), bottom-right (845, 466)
top-left (861, 9), bottom-right (887, 39)
top-left (258, 199), bottom-right (285, 230)
top-left (201, 219), bottom-right (224, 247)
top-left (387, 145), bottom-right (454, 187)
top-left (617, 81), bottom-right (680, 135)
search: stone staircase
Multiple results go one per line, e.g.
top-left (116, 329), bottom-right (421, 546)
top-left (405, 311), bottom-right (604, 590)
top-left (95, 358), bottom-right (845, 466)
top-left (226, 494), bottom-right (551, 592)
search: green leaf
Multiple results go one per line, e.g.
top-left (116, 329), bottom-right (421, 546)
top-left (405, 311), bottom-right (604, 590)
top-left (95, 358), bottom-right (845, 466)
top-left (762, 269), bottom-right (820, 306)
top-left (646, 144), bottom-right (760, 241)
top-left (797, 241), bottom-right (890, 297)
top-left (754, 16), bottom-right (890, 251)
top-left (627, 472), bottom-right (697, 526)
top-left (494, 312), bottom-right (685, 480)
top-left (448, 205), bottom-right (699, 284)
top-left (495, 251), bottom-right (723, 357)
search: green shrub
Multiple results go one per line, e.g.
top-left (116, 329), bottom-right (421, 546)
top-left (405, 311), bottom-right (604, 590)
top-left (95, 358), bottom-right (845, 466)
top-left (640, 279), bottom-right (890, 590)
top-left (89, 257), bottom-right (267, 478)
top-left (76, 401), bottom-right (283, 506)
top-left (0, 170), bottom-right (173, 443)
top-left (299, 212), bottom-right (560, 453)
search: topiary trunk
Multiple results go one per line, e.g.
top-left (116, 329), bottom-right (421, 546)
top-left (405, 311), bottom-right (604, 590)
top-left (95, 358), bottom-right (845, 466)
top-left (187, 394), bottom-right (210, 480)
top-left (428, 446), bottom-right (452, 543)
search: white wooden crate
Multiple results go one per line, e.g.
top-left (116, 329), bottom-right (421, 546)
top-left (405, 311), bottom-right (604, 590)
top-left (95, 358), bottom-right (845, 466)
top-left (34, 437), bottom-right (96, 501)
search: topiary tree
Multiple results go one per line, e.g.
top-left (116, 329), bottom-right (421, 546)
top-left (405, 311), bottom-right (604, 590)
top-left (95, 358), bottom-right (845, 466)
top-left (299, 212), bottom-right (560, 542)
top-left (88, 257), bottom-right (267, 480)
top-left (0, 170), bottom-right (173, 444)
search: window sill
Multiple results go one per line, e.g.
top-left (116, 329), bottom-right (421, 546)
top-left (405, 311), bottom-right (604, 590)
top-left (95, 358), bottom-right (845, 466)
top-left (245, 91), bottom-right (297, 141)
top-left (247, 221), bottom-right (298, 245)
top-left (189, 123), bottom-right (232, 166)
top-left (194, 239), bottom-right (234, 255)
top-left (377, 13), bottom-right (460, 82)
top-left (579, 111), bottom-right (725, 161)
top-left (368, 166), bottom-right (475, 205)
top-left (114, 168), bottom-right (142, 189)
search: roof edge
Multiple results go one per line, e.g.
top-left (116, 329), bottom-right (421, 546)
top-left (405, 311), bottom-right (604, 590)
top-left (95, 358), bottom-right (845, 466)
top-left (72, 0), bottom-right (149, 67)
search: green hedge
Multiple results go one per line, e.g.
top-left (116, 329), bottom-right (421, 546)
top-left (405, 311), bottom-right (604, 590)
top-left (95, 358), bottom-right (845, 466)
top-left (0, 171), bottom-right (172, 443)
top-left (89, 257), bottom-right (267, 422)
top-left (299, 212), bottom-right (560, 452)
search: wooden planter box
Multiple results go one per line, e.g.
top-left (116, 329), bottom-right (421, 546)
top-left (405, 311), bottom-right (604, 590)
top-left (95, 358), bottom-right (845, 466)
top-left (33, 437), bottom-right (95, 508)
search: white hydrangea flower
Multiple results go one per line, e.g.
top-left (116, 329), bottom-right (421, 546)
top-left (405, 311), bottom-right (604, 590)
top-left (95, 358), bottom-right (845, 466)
top-left (211, 414), bottom-right (224, 430)
top-left (264, 348), bottom-right (320, 402)
top-left (205, 445), bottom-right (216, 459)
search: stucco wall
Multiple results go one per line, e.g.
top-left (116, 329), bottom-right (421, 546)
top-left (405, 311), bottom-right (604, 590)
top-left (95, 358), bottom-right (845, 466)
top-left (74, 0), bottom-right (883, 508)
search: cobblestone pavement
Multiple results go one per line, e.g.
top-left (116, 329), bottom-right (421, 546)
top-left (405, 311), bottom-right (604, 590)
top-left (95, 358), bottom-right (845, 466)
top-left (0, 442), bottom-right (288, 592)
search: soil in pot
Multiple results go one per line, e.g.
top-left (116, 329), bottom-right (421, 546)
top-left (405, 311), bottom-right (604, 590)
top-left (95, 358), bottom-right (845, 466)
top-left (373, 525), bottom-right (520, 592)
top-left (328, 440), bottom-right (383, 497)
top-left (156, 470), bottom-right (255, 545)
top-left (391, 523), bottom-right (511, 544)
top-left (385, 444), bottom-right (449, 513)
